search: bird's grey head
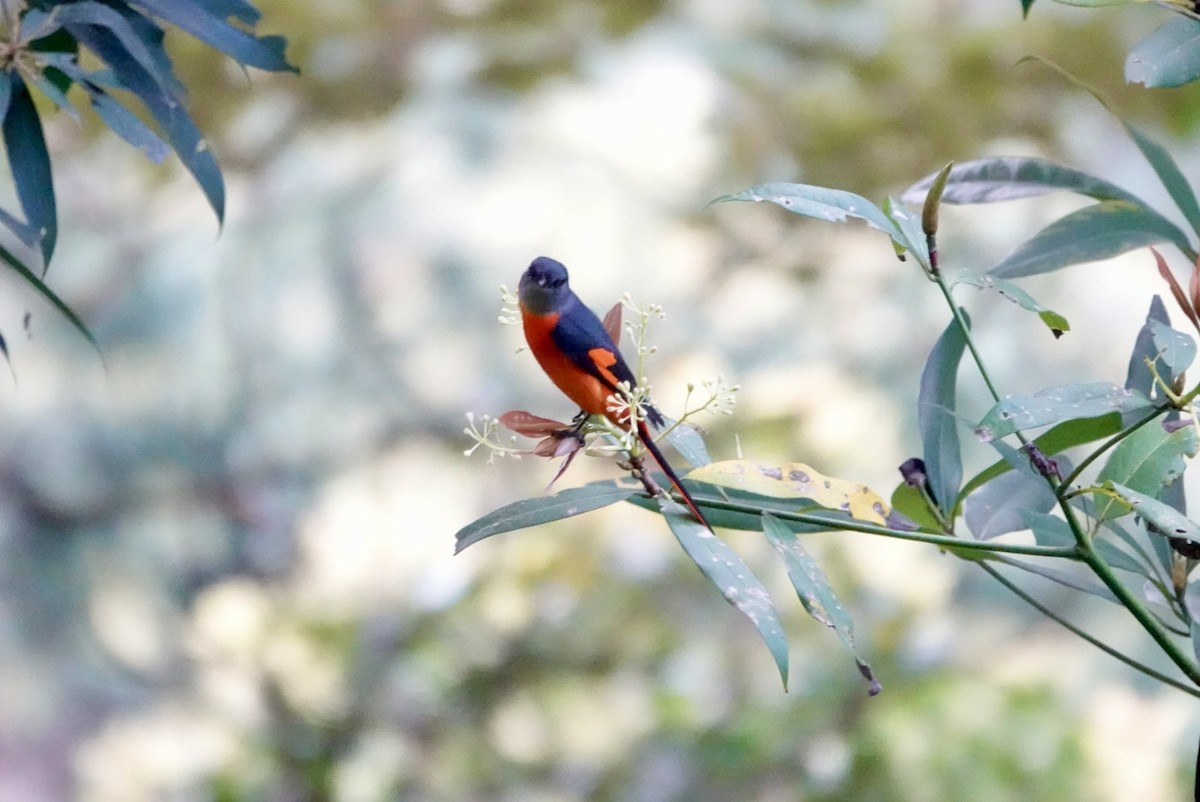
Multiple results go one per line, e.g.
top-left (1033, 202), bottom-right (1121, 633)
top-left (519, 256), bottom-right (570, 313)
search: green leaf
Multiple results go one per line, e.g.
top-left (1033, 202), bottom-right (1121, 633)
top-left (1126, 17), bottom-right (1200, 89)
top-left (958, 413), bottom-right (1122, 506)
top-left (990, 200), bottom-right (1192, 279)
top-left (889, 481), bottom-right (941, 532)
top-left (664, 501), bottom-right (789, 689)
top-left (903, 156), bottom-right (1140, 206)
top-left (964, 467), bottom-right (1056, 539)
top-left (1094, 419), bottom-right (1197, 521)
top-left (762, 513), bottom-right (881, 695)
top-left (951, 270), bottom-right (1069, 336)
top-left (919, 315), bottom-right (968, 515)
top-left (1099, 481), bottom-right (1200, 541)
top-left (1022, 0), bottom-right (1036, 15)
top-left (976, 383), bottom-right (1153, 442)
top-left (454, 482), bottom-right (636, 553)
top-left (710, 182), bottom-right (893, 235)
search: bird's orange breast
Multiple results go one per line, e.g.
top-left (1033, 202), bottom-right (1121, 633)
top-left (521, 307), bottom-right (618, 420)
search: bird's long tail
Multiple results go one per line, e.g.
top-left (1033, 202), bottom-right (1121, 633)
top-left (636, 418), bottom-right (713, 531)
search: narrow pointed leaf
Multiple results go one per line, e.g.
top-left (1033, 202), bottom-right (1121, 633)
top-left (0, 242), bottom-right (98, 351)
top-left (131, 0), bottom-right (297, 72)
top-left (919, 315), bottom-right (968, 514)
top-left (711, 183), bottom-right (894, 235)
top-left (951, 270), bottom-right (1069, 335)
top-left (83, 84), bottom-right (169, 163)
top-left (763, 513), bottom-right (881, 695)
top-left (1094, 420), bottom-right (1197, 521)
top-left (903, 156), bottom-right (1140, 206)
top-left (454, 483), bottom-right (636, 553)
top-left (58, 2), bottom-right (183, 96)
top-left (992, 554), bottom-right (1119, 602)
top-left (1125, 121), bottom-right (1200, 236)
top-left (1094, 538), bottom-right (1152, 577)
top-left (3, 73), bottom-right (55, 267)
top-left (80, 26), bottom-right (225, 222)
top-left (990, 200), bottom-right (1192, 279)
top-left (664, 501), bottom-right (789, 689)
top-left (1127, 16), bottom-right (1200, 89)
top-left (976, 383), bottom-right (1153, 441)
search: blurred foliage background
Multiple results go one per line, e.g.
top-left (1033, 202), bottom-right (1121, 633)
top-left (4, 0), bottom-right (1200, 799)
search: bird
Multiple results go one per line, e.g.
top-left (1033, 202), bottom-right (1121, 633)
top-left (517, 255), bottom-right (711, 529)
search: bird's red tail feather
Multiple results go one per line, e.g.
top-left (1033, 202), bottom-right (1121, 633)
top-left (636, 419), bottom-right (712, 531)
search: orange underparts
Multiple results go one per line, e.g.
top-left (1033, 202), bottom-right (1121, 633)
top-left (522, 309), bottom-right (628, 425)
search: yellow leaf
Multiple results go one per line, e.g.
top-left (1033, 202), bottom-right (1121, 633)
top-left (689, 460), bottom-right (891, 525)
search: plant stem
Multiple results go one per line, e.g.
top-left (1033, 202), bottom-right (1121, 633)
top-left (690, 496), bottom-right (1081, 558)
top-left (1058, 500), bottom-right (1200, 685)
top-left (979, 561), bottom-right (1200, 697)
top-left (1059, 406), bottom-right (1163, 490)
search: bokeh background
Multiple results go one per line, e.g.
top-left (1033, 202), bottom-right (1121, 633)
top-left (4, 1), bottom-right (1200, 799)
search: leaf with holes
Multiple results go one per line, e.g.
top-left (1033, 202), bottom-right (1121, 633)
top-left (687, 460), bottom-right (890, 525)
top-left (665, 501), bottom-right (789, 689)
top-left (762, 513), bottom-right (880, 695)
top-left (1094, 420), bottom-right (1197, 522)
top-left (976, 383), bottom-right (1153, 442)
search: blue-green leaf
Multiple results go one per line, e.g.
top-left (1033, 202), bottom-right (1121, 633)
top-left (1147, 319), bottom-right (1196, 383)
top-left (919, 314), bottom-right (968, 515)
top-left (762, 513), bottom-right (880, 695)
top-left (964, 466), bottom-right (1056, 539)
top-left (958, 413), bottom-right (1122, 507)
top-left (990, 200), bottom-right (1192, 279)
top-left (1126, 17), bottom-right (1200, 89)
top-left (2, 72), bottom-right (56, 268)
top-left (82, 83), bottom-right (168, 163)
top-left (1100, 481), bottom-right (1200, 541)
top-left (130, 0), bottom-right (297, 73)
top-left (454, 483), bottom-right (637, 553)
top-left (1126, 297), bottom-right (1171, 395)
top-left (80, 26), bottom-right (225, 222)
top-left (976, 383), bottom-right (1154, 441)
top-left (710, 182), bottom-right (894, 235)
top-left (992, 554), bottom-right (1119, 602)
top-left (883, 195), bottom-right (931, 268)
top-left (1026, 512), bottom-right (1076, 548)
top-left (662, 419), bottom-right (711, 468)
top-left (903, 156), bottom-right (1140, 206)
top-left (951, 270), bottom-right (1069, 335)
top-left (665, 501), bottom-right (789, 689)
top-left (1125, 121), bottom-right (1200, 237)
